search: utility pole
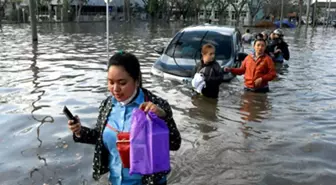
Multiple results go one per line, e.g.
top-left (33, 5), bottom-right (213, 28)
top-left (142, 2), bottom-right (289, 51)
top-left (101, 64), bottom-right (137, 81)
top-left (123, 0), bottom-right (130, 21)
top-left (29, 0), bottom-right (38, 42)
top-left (280, 0), bottom-right (284, 28)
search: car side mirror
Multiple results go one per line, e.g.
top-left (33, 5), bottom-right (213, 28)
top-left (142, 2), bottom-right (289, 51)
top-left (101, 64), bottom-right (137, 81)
top-left (154, 47), bottom-right (164, 54)
top-left (236, 52), bottom-right (248, 62)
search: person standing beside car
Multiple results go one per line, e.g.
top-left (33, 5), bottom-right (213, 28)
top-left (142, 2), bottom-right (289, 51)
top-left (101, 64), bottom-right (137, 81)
top-left (191, 44), bottom-right (225, 98)
top-left (225, 39), bottom-right (276, 93)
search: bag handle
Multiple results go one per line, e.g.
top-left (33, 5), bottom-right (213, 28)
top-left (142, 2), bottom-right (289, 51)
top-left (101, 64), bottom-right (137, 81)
top-left (106, 124), bottom-right (119, 133)
top-left (106, 94), bottom-right (149, 133)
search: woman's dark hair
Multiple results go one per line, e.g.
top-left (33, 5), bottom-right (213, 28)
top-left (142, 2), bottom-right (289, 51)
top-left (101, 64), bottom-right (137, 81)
top-left (108, 51), bottom-right (142, 87)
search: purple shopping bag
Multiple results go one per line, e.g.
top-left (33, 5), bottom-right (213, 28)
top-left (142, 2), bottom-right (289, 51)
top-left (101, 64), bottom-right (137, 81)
top-left (129, 109), bottom-right (170, 175)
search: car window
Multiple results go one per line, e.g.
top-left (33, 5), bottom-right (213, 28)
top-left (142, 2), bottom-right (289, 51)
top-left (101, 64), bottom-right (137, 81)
top-left (203, 31), bottom-right (233, 60)
top-left (165, 31), bottom-right (206, 59)
top-left (165, 31), bottom-right (232, 60)
top-left (165, 32), bottom-right (182, 57)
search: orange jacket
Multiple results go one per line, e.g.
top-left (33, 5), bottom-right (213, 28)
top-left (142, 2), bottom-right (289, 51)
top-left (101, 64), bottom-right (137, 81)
top-left (231, 54), bottom-right (276, 89)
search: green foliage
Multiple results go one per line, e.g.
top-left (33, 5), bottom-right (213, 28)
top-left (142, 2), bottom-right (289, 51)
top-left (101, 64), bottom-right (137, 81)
top-left (148, 0), bottom-right (158, 15)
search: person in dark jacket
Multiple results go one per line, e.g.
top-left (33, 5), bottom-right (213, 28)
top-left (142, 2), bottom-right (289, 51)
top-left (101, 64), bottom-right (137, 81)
top-left (267, 29), bottom-right (290, 63)
top-left (68, 51), bottom-right (181, 185)
top-left (191, 44), bottom-right (225, 98)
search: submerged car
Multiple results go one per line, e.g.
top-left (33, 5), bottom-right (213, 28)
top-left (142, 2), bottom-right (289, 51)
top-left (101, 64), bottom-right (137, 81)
top-left (151, 25), bottom-right (248, 83)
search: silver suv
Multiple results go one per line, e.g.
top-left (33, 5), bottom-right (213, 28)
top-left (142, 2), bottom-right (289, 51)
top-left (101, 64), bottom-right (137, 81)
top-left (151, 24), bottom-right (247, 83)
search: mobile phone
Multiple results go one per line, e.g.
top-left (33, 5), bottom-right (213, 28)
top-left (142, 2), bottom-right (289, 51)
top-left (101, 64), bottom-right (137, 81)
top-left (63, 106), bottom-right (77, 124)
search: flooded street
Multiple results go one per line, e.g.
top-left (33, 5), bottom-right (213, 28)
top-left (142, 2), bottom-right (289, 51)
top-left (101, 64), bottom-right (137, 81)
top-left (1, 22), bottom-right (336, 185)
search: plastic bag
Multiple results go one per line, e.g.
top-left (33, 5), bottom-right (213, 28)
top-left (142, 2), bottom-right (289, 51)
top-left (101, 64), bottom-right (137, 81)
top-left (129, 109), bottom-right (170, 175)
top-left (192, 73), bottom-right (206, 93)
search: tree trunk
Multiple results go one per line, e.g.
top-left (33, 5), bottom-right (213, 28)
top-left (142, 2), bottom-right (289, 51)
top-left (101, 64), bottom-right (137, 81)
top-left (48, 4), bottom-right (52, 21)
top-left (195, 9), bottom-right (199, 23)
top-left (306, 0), bottom-right (311, 28)
top-left (36, 0), bottom-right (39, 22)
top-left (298, 0), bottom-right (302, 27)
top-left (77, 5), bottom-right (82, 22)
top-left (124, 0), bottom-right (130, 21)
top-left (248, 14), bottom-right (253, 26)
top-left (75, 4), bottom-right (77, 21)
top-left (313, 0), bottom-right (317, 27)
top-left (16, 3), bottom-right (20, 23)
top-left (235, 12), bottom-right (240, 26)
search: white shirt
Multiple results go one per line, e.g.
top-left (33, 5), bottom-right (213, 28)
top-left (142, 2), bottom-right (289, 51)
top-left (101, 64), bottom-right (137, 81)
top-left (242, 33), bottom-right (253, 43)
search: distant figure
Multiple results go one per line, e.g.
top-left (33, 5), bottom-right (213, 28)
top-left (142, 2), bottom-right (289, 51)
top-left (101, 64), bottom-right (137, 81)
top-left (242, 29), bottom-right (253, 44)
top-left (207, 19), bottom-right (212, 24)
top-left (267, 29), bottom-right (290, 64)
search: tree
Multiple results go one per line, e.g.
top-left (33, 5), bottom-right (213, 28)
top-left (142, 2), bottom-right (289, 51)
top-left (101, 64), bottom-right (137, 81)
top-left (71, 0), bottom-right (88, 22)
top-left (191, 0), bottom-right (206, 22)
top-left (175, 0), bottom-right (194, 20)
top-left (229, 0), bottom-right (248, 26)
top-left (146, 0), bottom-right (158, 18)
top-left (263, 0), bottom-right (296, 19)
top-left (142, 0), bottom-right (149, 12)
top-left (247, 0), bottom-right (263, 25)
top-left (162, 0), bottom-right (175, 21)
top-left (0, 0), bottom-right (7, 19)
top-left (209, 0), bottom-right (229, 22)
top-left (0, 0), bottom-right (7, 28)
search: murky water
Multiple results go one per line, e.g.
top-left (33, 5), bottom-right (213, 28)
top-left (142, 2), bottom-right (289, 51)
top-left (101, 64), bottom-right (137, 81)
top-left (1, 22), bottom-right (336, 185)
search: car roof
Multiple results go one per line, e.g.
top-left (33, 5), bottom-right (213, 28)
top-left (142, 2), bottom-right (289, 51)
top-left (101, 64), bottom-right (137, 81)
top-left (181, 25), bottom-right (237, 36)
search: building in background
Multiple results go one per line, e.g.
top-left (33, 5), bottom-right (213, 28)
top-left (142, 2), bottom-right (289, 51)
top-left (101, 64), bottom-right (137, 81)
top-left (198, 0), bottom-right (264, 25)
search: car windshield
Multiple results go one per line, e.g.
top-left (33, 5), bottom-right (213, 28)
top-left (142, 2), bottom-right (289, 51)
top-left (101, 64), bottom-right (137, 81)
top-left (165, 31), bottom-right (233, 60)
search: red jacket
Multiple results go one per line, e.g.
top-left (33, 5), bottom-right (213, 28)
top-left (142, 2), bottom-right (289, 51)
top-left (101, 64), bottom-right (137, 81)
top-left (231, 54), bottom-right (276, 89)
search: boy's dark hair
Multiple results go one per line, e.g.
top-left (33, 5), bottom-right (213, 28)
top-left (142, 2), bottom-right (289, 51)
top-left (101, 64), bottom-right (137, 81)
top-left (108, 51), bottom-right (142, 87)
top-left (253, 38), bottom-right (266, 46)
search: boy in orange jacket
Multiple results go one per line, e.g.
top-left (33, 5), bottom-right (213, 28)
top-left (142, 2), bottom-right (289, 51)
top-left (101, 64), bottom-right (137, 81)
top-left (225, 38), bottom-right (276, 93)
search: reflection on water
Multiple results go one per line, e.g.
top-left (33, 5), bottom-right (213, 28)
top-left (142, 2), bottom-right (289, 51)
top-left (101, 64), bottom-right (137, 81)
top-left (1, 22), bottom-right (336, 185)
top-left (239, 91), bottom-right (271, 123)
top-left (189, 96), bottom-right (218, 141)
